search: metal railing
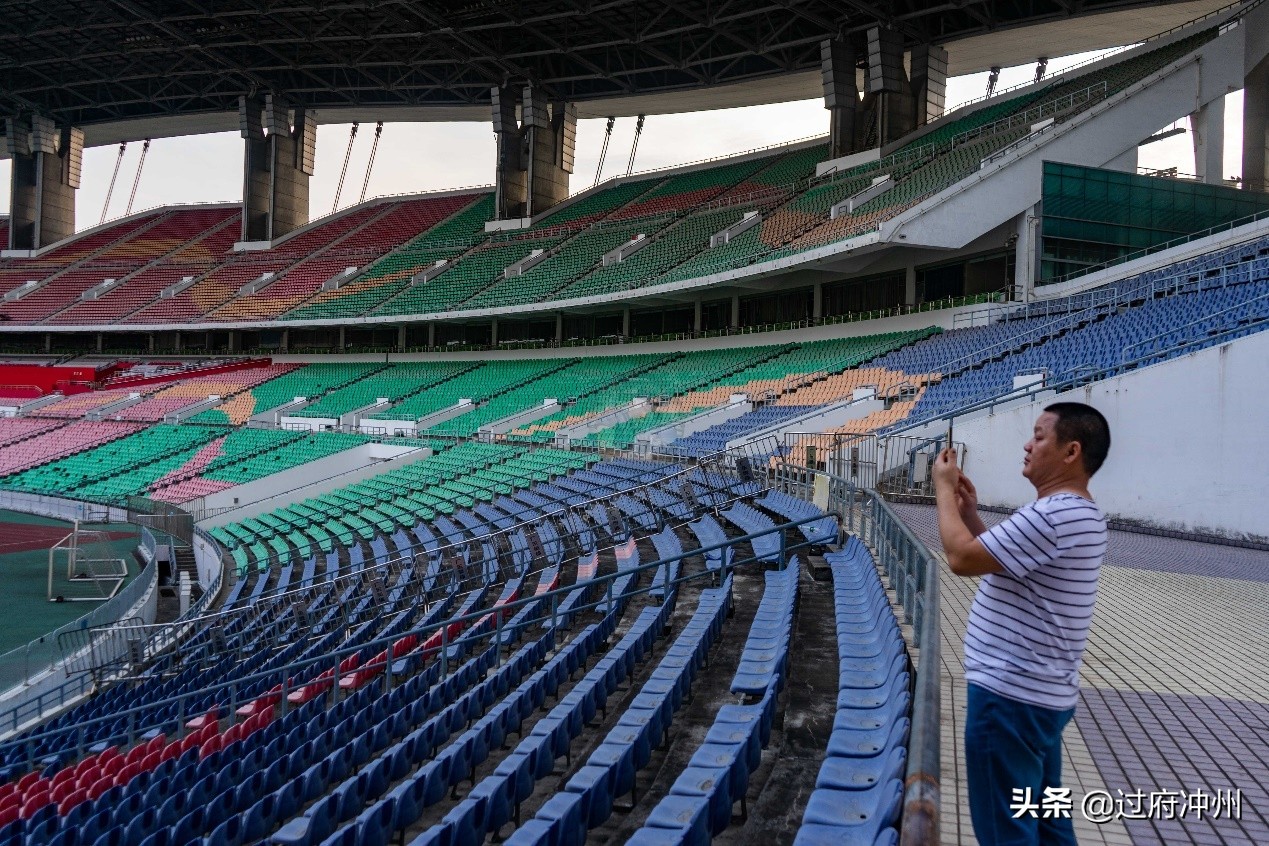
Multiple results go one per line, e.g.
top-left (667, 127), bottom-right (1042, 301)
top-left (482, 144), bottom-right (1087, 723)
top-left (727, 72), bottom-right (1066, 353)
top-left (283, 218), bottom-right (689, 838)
top-left (0, 501), bottom-right (823, 764)
top-left (0, 555), bottom-right (157, 697)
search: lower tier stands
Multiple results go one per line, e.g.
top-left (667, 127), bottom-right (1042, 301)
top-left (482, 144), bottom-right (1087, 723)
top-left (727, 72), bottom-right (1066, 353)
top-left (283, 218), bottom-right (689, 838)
top-left (0, 451), bottom-right (912, 846)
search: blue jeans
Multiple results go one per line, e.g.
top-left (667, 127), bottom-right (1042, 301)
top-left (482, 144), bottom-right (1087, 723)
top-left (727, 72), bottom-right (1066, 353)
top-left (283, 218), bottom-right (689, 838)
top-left (965, 683), bottom-right (1078, 846)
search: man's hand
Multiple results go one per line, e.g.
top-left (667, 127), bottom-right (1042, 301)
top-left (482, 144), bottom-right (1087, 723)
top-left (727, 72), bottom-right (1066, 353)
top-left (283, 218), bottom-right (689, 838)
top-left (931, 447), bottom-right (961, 492)
top-left (957, 474), bottom-right (988, 537)
top-left (934, 449), bottom-right (1000, 576)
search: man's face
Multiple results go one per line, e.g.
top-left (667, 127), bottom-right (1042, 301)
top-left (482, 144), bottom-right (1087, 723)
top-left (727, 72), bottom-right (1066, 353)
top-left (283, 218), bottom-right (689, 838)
top-left (1022, 411), bottom-right (1071, 482)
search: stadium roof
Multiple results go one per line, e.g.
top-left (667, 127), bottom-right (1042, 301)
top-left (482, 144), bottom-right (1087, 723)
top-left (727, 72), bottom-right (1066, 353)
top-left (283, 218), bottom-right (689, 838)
top-left (0, 0), bottom-right (1229, 150)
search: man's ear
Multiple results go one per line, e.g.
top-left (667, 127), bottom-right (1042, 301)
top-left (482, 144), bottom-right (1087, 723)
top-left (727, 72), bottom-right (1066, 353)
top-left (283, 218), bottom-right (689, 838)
top-left (1063, 440), bottom-right (1082, 466)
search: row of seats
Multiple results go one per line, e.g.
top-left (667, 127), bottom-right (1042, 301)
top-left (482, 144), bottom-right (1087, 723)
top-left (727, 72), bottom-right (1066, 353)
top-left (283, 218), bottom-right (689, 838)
top-left (795, 540), bottom-right (909, 846)
top-left (283, 196), bottom-right (495, 321)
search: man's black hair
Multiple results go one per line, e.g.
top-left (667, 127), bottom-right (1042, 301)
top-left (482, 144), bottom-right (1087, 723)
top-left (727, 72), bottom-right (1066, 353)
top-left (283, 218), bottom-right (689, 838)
top-left (1044, 402), bottom-right (1111, 476)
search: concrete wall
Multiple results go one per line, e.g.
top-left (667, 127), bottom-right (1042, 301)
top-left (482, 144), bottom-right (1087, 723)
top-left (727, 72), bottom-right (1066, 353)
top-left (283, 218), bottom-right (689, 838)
top-left (642, 397), bottom-right (752, 447)
top-left (196, 442), bottom-right (427, 527)
top-left (193, 530), bottom-right (221, 590)
top-left (728, 395), bottom-right (885, 449)
top-left (958, 330), bottom-right (1269, 541)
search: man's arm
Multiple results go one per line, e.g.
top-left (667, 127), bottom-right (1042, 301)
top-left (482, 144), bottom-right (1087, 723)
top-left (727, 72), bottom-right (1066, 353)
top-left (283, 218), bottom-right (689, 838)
top-left (931, 449), bottom-right (1003, 577)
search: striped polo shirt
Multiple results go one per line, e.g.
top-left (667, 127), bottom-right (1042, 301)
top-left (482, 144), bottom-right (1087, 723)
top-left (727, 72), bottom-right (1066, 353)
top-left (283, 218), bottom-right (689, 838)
top-left (964, 492), bottom-right (1107, 710)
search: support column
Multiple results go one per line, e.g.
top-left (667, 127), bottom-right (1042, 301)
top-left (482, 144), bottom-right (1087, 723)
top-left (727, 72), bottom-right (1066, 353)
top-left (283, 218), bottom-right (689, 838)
top-left (490, 319), bottom-right (498, 345)
top-left (555, 314), bottom-right (563, 345)
top-left (240, 95), bottom-right (315, 243)
top-left (174, 332), bottom-right (183, 354)
top-left (43, 334), bottom-right (52, 353)
top-left (729, 295), bottom-right (740, 329)
top-left (426, 323), bottom-right (435, 349)
top-left (1191, 99), bottom-right (1226, 185)
top-left (147, 334), bottom-right (155, 353)
top-left (812, 282), bottom-right (824, 319)
top-left (909, 45), bottom-right (948, 129)
top-left (904, 265), bottom-right (917, 308)
top-left (492, 86), bottom-right (575, 220)
top-left (1243, 55), bottom-right (1269, 193)
top-left (338, 326), bottom-right (346, 350)
top-left (227, 331), bottom-right (239, 353)
top-left (1014, 205), bottom-right (1041, 301)
top-left (525, 89), bottom-right (576, 218)
top-left (6, 116), bottom-right (82, 251)
top-left (693, 300), bottom-right (702, 334)
top-left (822, 39), bottom-right (859, 159)
top-left (397, 325), bottom-right (406, 351)
top-left (280, 329), bottom-right (289, 353)
top-left (621, 309), bottom-right (630, 338)
top-left (492, 86), bottom-right (527, 220)
top-left (95, 333), bottom-right (104, 353)
top-left (868, 27), bottom-right (915, 148)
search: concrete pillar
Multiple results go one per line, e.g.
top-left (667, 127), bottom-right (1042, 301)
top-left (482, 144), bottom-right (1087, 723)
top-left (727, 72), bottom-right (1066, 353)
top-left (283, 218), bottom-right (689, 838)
top-left (397, 325), bottom-right (406, 350)
top-left (338, 326), bottom-right (346, 350)
top-left (492, 86), bottom-right (575, 220)
top-left (812, 283), bottom-right (824, 319)
top-left (43, 333), bottom-right (52, 353)
top-left (148, 334), bottom-right (155, 353)
top-left (240, 95), bottom-right (315, 242)
top-left (525, 90), bottom-right (575, 218)
top-left (1014, 205), bottom-right (1041, 301)
top-left (1191, 99), bottom-right (1226, 185)
top-left (492, 86), bottom-right (527, 220)
top-left (95, 333), bottom-right (104, 353)
top-left (693, 300), bottom-right (702, 333)
top-left (174, 332), bottom-right (183, 354)
top-left (280, 328), bottom-right (289, 353)
top-left (868, 27), bottom-right (915, 148)
top-left (555, 314), bottom-right (563, 344)
top-left (910, 45), bottom-right (948, 128)
top-left (822, 39), bottom-right (859, 159)
top-left (1243, 56), bottom-right (1269, 193)
top-left (904, 265), bottom-right (917, 308)
top-left (490, 319), bottom-right (498, 345)
top-left (729, 295), bottom-right (740, 328)
top-left (620, 309), bottom-right (630, 338)
top-left (6, 117), bottom-right (82, 251)
top-left (426, 323), bottom-right (435, 349)
top-left (227, 331), bottom-right (239, 353)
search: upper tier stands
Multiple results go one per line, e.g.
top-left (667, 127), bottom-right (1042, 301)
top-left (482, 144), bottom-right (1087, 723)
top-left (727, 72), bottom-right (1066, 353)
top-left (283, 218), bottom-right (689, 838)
top-left (284, 195), bottom-right (495, 321)
top-left (0, 210), bottom-right (238, 324)
top-left (0, 25), bottom-right (1226, 329)
top-left (209, 195), bottom-right (484, 322)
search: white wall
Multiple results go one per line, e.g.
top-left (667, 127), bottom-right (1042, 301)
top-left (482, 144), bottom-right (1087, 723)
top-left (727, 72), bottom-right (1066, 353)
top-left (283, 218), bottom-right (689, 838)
top-left (959, 330), bottom-right (1269, 541)
top-left (196, 443), bottom-right (427, 527)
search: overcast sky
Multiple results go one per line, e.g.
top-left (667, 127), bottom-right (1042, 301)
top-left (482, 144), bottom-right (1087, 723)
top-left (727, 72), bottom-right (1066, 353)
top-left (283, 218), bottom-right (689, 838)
top-left (0, 47), bottom-right (1247, 232)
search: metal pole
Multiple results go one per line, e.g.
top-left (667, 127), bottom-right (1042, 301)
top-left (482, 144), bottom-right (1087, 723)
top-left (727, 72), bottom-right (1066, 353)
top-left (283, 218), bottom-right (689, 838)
top-left (358, 122), bottom-right (383, 204)
top-left (125, 139), bottom-right (150, 216)
top-left (100, 142), bottom-right (127, 224)
top-left (332, 123), bottom-right (359, 213)
top-left (625, 114), bottom-right (645, 176)
top-left (593, 116), bottom-right (615, 187)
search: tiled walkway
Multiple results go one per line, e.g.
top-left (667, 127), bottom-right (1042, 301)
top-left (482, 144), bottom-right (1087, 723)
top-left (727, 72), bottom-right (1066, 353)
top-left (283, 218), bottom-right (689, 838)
top-left (889, 503), bottom-right (1269, 846)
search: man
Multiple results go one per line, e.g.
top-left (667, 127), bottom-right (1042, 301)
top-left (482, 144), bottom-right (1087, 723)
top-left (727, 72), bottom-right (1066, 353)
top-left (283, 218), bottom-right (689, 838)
top-left (931, 402), bottom-right (1111, 846)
